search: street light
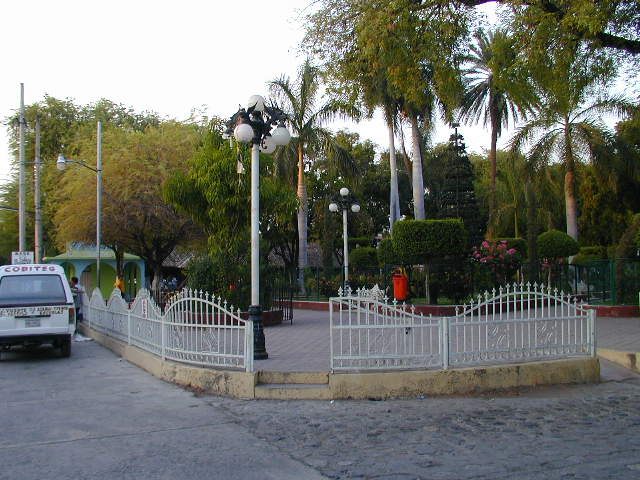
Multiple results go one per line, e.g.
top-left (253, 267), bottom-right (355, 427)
top-left (57, 121), bottom-right (103, 290)
top-left (225, 95), bottom-right (290, 360)
top-left (329, 187), bottom-right (360, 290)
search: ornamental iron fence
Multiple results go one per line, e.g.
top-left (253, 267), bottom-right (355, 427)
top-left (86, 288), bottom-right (253, 372)
top-left (329, 285), bottom-right (442, 371)
top-left (330, 282), bottom-right (595, 372)
top-left (302, 258), bottom-right (640, 305)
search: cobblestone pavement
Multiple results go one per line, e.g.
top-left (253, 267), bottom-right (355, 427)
top-left (211, 369), bottom-right (640, 480)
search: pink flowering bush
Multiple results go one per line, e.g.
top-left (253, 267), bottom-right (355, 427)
top-left (471, 240), bottom-right (522, 285)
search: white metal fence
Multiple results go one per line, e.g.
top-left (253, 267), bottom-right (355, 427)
top-left (86, 288), bottom-right (253, 372)
top-left (330, 286), bottom-right (443, 371)
top-left (330, 283), bottom-right (595, 372)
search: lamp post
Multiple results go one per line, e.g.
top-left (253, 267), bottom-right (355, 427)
top-left (329, 187), bottom-right (360, 290)
top-left (225, 95), bottom-right (290, 360)
top-left (57, 121), bottom-right (103, 290)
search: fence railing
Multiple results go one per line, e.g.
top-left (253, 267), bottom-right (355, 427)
top-left (330, 286), bottom-right (442, 371)
top-left (301, 258), bottom-right (640, 305)
top-left (86, 288), bottom-right (253, 372)
top-left (330, 283), bottom-right (595, 372)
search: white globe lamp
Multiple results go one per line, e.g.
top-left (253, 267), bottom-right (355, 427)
top-left (271, 124), bottom-right (291, 146)
top-left (340, 187), bottom-right (349, 197)
top-left (260, 136), bottom-right (277, 154)
top-left (234, 123), bottom-right (254, 143)
top-left (329, 203), bottom-right (339, 212)
top-left (247, 95), bottom-right (265, 113)
top-left (351, 204), bottom-right (360, 213)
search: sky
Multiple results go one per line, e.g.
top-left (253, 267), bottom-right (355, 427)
top-left (1, 1), bottom-right (502, 185)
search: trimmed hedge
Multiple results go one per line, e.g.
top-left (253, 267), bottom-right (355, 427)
top-left (572, 245), bottom-right (608, 265)
top-left (349, 247), bottom-right (378, 267)
top-left (537, 230), bottom-right (579, 260)
top-left (496, 237), bottom-right (528, 258)
top-left (392, 219), bottom-right (468, 265)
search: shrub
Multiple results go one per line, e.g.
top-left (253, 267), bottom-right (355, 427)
top-left (572, 246), bottom-right (607, 265)
top-left (496, 237), bottom-right (528, 259)
top-left (184, 253), bottom-right (249, 310)
top-left (349, 247), bottom-right (378, 267)
top-left (537, 230), bottom-right (579, 262)
top-left (348, 236), bottom-right (375, 249)
top-left (392, 219), bottom-right (468, 264)
top-left (377, 238), bottom-right (397, 266)
top-left (615, 213), bottom-right (640, 259)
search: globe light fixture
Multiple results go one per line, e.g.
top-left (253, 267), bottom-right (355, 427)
top-left (260, 135), bottom-right (276, 154)
top-left (328, 187), bottom-right (360, 290)
top-left (271, 123), bottom-right (291, 146)
top-left (247, 94), bottom-right (265, 113)
top-left (234, 123), bottom-right (254, 143)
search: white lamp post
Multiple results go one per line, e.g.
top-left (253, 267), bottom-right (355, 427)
top-left (225, 96), bottom-right (290, 360)
top-left (57, 121), bottom-right (103, 290)
top-left (329, 187), bottom-right (360, 290)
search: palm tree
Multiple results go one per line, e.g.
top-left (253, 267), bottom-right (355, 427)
top-left (510, 57), bottom-right (633, 241)
top-left (459, 29), bottom-right (537, 235)
top-left (269, 60), bottom-right (355, 288)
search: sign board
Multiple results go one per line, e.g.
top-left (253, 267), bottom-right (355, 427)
top-left (11, 251), bottom-right (34, 265)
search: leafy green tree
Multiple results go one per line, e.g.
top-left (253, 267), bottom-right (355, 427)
top-left (510, 50), bottom-right (634, 242)
top-left (54, 121), bottom-right (202, 288)
top-left (165, 126), bottom-right (297, 271)
top-left (392, 1), bottom-right (640, 57)
top-left (268, 59), bottom-right (355, 281)
top-left (304, 0), bottom-right (468, 221)
top-left (459, 29), bottom-right (537, 233)
top-left (435, 131), bottom-right (485, 247)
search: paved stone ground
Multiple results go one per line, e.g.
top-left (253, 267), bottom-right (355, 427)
top-left (213, 367), bottom-right (640, 479)
top-left (256, 309), bottom-right (640, 373)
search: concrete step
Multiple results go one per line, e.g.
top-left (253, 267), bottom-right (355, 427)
top-left (255, 383), bottom-right (332, 400)
top-left (257, 370), bottom-right (329, 385)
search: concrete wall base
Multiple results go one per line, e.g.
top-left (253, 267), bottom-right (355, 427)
top-left (80, 324), bottom-right (600, 400)
top-left (598, 348), bottom-right (639, 373)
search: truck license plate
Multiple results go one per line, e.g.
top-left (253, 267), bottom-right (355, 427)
top-left (25, 319), bottom-right (41, 328)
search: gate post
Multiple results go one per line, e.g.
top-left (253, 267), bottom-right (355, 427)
top-left (442, 316), bottom-right (449, 369)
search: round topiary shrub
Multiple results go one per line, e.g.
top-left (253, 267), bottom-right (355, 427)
top-left (496, 237), bottom-right (528, 259)
top-left (537, 230), bottom-right (579, 261)
top-left (349, 247), bottom-right (378, 268)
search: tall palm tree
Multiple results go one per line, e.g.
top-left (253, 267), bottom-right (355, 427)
top-left (459, 29), bottom-right (537, 235)
top-left (510, 57), bottom-right (633, 241)
top-left (269, 60), bottom-right (355, 287)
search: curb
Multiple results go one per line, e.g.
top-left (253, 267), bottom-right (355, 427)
top-left (598, 348), bottom-right (639, 373)
top-left (80, 324), bottom-right (600, 400)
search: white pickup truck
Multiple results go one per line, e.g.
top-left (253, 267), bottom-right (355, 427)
top-left (0, 264), bottom-right (76, 357)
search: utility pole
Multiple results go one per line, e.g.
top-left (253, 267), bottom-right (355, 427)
top-left (18, 83), bottom-right (26, 251)
top-left (34, 117), bottom-right (42, 263)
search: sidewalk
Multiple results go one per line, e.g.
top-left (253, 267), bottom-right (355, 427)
top-left (255, 309), bottom-right (640, 375)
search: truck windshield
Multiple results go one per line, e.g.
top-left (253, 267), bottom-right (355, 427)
top-left (0, 275), bottom-right (68, 306)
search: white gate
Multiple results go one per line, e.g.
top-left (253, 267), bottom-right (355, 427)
top-left (447, 282), bottom-right (595, 368)
top-left (330, 283), bottom-right (595, 372)
top-left (86, 288), bottom-right (253, 372)
top-left (330, 286), bottom-right (443, 371)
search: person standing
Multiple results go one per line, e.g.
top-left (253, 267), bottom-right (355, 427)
top-left (69, 276), bottom-right (85, 324)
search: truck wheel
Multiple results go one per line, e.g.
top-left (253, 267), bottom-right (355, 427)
top-left (60, 338), bottom-right (71, 358)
